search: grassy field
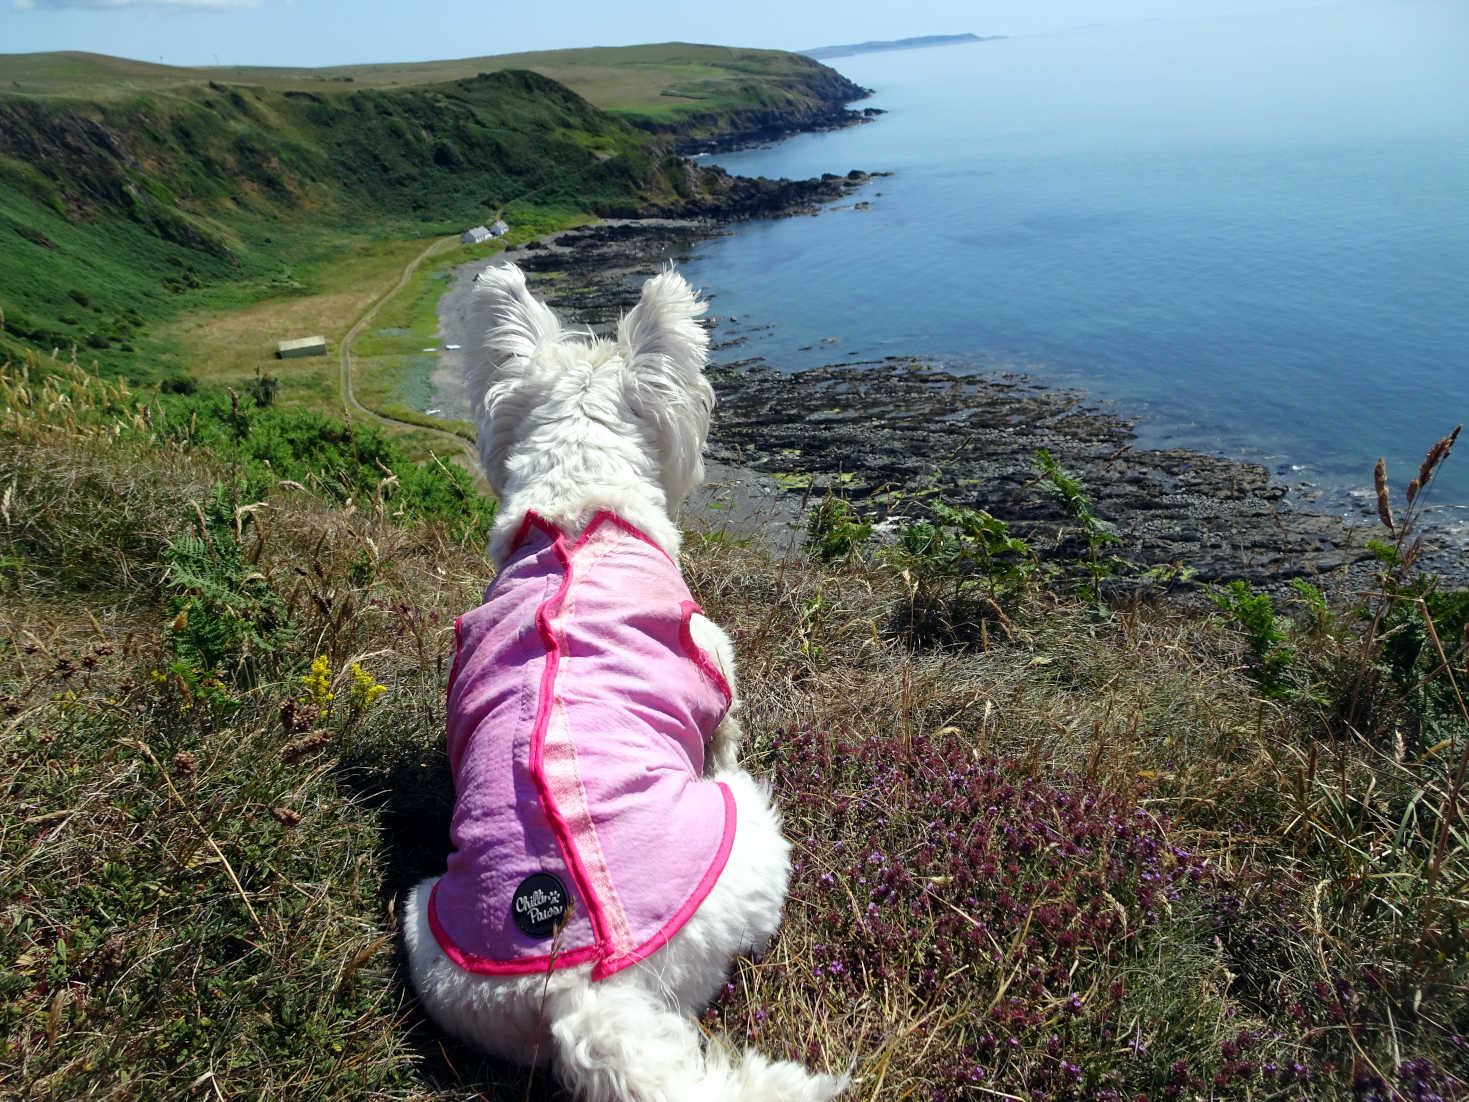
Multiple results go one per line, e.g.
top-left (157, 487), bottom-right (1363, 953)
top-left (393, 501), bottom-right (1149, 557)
top-left (154, 216), bottom-right (567, 452)
top-left (2, 348), bottom-right (1466, 1100)
top-left (151, 235), bottom-right (437, 410)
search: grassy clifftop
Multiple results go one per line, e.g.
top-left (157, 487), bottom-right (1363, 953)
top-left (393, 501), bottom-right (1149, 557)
top-left (5, 44), bottom-right (870, 139)
top-left (1, 351), bottom-right (1466, 1100)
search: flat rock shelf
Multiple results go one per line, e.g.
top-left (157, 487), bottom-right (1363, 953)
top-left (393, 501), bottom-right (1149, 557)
top-left (707, 359), bottom-right (1377, 587)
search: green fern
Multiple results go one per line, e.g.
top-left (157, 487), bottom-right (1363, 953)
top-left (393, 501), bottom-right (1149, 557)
top-left (1034, 448), bottom-right (1125, 607)
top-left (805, 496), bottom-right (873, 563)
top-left (887, 502), bottom-right (1042, 645)
top-left (162, 482), bottom-right (291, 682)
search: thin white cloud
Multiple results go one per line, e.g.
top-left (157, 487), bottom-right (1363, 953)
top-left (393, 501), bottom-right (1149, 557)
top-left (14, 0), bottom-right (261, 10)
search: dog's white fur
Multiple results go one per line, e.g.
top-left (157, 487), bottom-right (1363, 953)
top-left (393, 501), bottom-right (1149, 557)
top-left (403, 263), bottom-right (844, 1101)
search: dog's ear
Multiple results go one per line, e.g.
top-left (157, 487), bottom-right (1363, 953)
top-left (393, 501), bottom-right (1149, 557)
top-left (475, 263), bottom-right (561, 361)
top-left (616, 267), bottom-right (709, 388)
top-left (617, 267), bottom-right (714, 505)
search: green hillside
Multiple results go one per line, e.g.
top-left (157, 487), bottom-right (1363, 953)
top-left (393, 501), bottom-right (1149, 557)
top-left (0, 68), bottom-right (668, 383)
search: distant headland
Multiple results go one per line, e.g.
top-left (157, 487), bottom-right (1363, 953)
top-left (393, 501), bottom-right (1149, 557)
top-left (802, 33), bottom-right (1004, 61)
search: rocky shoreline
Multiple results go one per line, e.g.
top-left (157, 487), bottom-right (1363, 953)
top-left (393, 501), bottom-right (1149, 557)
top-left (435, 217), bottom-right (1462, 589)
top-left (668, 105), bottom-right (885, 158)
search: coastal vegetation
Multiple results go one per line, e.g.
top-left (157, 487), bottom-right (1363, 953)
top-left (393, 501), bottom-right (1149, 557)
top-left (2, 341), bottom-right (1465, 1099)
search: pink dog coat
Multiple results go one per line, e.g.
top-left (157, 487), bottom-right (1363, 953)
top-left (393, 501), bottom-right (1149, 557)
top-left (428, 510), bottom-right (736, 980)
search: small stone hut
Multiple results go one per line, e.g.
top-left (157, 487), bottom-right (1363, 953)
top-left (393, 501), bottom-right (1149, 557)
top-left (276, 335), bottom-right (327, 359)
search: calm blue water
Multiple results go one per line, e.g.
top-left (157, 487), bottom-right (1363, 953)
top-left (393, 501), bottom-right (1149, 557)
top-left (683, 2), bottom-right (1469, 533)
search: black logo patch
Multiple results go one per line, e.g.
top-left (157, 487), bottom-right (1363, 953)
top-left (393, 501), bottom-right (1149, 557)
top-left (511, 873), bottom-right (569, 939)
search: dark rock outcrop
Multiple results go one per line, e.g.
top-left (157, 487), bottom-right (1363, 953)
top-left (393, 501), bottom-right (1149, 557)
top-left (647, 165), bottom-right (887, 220)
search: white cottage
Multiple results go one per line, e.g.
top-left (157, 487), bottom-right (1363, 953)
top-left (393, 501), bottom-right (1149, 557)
top-left (460, 225), bottom-right (492, 245)
top-left (489, 220), bottom-right (509, 238)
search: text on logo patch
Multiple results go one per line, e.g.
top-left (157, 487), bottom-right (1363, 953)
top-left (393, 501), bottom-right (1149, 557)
top-left (511, 872), bottom-right (569, 939)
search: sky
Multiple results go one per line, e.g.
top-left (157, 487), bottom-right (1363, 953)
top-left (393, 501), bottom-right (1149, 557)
top-left (3, 0), bottom-right (1351, 70)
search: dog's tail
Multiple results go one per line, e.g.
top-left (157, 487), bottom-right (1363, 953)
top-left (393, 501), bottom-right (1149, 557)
top-left (547, 982), bottom-right (846, 1102)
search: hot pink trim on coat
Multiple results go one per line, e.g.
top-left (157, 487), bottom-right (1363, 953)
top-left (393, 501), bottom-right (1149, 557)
top-left (428, 510), bottom-right (735, 980)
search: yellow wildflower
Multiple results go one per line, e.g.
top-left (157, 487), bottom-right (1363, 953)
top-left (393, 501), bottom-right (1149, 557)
top-left (302, 655), bottom-right (334, 715)
top-left (348, 662), bottom-right (387, 710)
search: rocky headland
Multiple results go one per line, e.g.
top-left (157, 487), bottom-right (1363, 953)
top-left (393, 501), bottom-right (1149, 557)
top-left (804, 33), bottom-right (1006, 62)
top-left (644, 166), bottom-right (888, 221)
top-left (639, 67), bottom-right (881, 157)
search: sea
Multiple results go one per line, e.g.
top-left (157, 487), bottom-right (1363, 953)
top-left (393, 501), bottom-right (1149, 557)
top-left (681, 1), bottom-right (1469, 541)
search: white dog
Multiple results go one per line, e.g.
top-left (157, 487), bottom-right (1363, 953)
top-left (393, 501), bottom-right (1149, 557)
top-left (403, 263), bottom-right (844, 1102)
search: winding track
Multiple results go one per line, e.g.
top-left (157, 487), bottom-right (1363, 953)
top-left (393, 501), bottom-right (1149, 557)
top-left (336, 234), bottom-right (484, 479)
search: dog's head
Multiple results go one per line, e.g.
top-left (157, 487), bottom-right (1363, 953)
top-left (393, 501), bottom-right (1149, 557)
top-left (468, 263), bottom-right (713, 515)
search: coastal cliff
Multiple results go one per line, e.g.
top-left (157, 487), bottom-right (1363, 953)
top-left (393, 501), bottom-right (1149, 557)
top-left (2, 39), bottom-right (1464, 1102)
top-left (393, 42), bottom-right (877, 154)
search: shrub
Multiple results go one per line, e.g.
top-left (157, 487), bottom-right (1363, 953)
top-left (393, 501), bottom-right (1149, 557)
top-left (886, 502), bottom-right (1041, 646)
top-left (159, 372), bottom-right (198, 395)
top-left (246, 366), bottom-right (279, 408)
top-left (154, 392), bottom-right (496, 545)
top-left (1034, 447), bottom-right (1125, 605)
top-left (1208, 579), bottom-right (1300, 698)
top-left (804, 496), bottom-right (873, 563)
